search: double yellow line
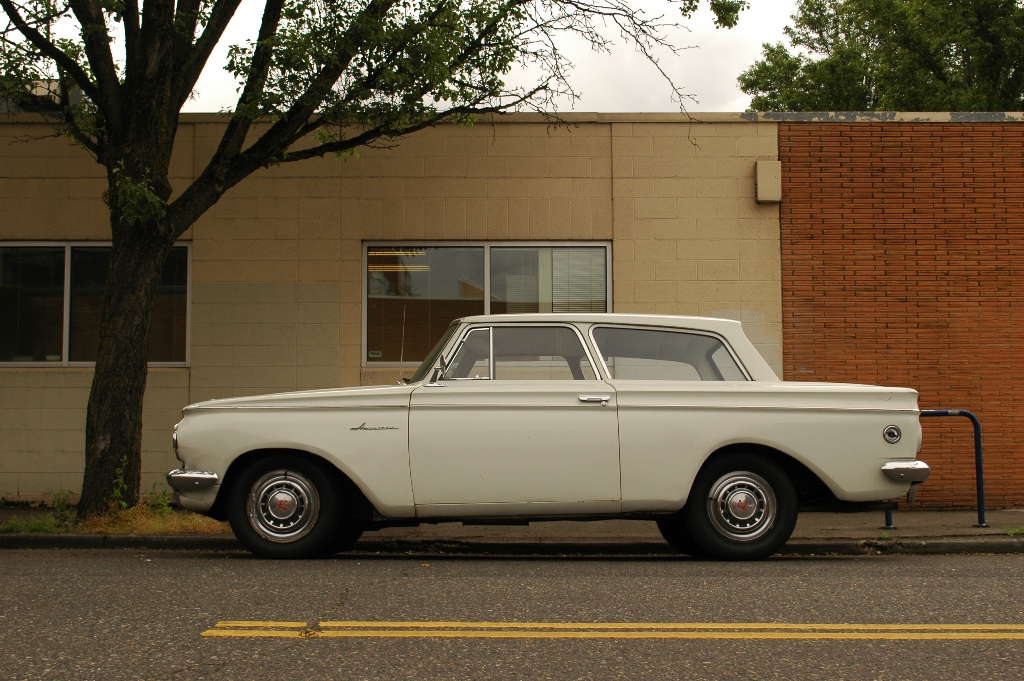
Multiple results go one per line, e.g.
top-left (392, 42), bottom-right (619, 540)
top-left (202, 620), bottom-right (1024, 640)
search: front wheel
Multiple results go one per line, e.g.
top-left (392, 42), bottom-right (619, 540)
top-left (228, 455), bottom-right (341, 559)
top-left (673, 453), bottom-right (798, 561)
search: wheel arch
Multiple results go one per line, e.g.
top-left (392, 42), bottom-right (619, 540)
top-left (699, 443), bottom-right (839, 510)
top-left (208, 448), bottom-right (378, 524)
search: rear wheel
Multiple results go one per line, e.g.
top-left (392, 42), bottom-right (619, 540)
top-left (324, 524), bottom-right (364, 555)
top-left (228, 454), bottom-right (341, 559)
top-left (670, 453), bottom-right (797, 561)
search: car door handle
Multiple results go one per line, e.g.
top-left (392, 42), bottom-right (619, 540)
top-left (578, 394), bottom-right (610, 405)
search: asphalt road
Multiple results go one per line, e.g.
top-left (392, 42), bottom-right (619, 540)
top-left (1, 549), bottom-right (1022, 680)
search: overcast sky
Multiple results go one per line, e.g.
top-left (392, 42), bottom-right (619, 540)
top-left (181, 0), bottom-right (798, 114)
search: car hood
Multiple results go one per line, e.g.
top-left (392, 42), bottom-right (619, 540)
top-left (183, 384), bottom-right (416, 412)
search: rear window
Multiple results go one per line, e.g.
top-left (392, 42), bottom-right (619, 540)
top-left (592, 327), bottom-right (747, 381)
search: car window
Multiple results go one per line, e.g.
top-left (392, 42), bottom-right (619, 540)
top-left (493, 327), bottom-right (596, 380)
top-left (444, 326), bottom-right (596, 380)
top-left (592, 327), bottom-right (747, 381)
top-left (444, 328), bottom-right (491, 379)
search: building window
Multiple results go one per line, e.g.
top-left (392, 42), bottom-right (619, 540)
top-left (0, 243), bottom-right (190, 366)
top-left (364, 242), bottom-right (610, 364)
top-left (0, 247), bottom-right (64, 362)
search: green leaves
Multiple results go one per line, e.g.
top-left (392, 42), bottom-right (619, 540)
top-left (103, 161), bottom-right (168, 227)
top-left (739, 0), bottom-right (1024, 112)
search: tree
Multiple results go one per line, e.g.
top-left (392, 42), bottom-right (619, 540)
top-left (738, 0), bottom-right (1024, 112)
top-left (1, 0), bottom-right (746, 517)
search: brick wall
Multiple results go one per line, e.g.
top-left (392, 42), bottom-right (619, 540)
top-left (780, 123), bottom-right (1024, 508)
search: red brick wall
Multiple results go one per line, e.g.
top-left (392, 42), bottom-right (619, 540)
top-left (779, 122), bottom-right (1024, 508)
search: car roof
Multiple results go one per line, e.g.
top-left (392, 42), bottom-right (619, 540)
top-left (456, 313), bottom-right (744, 334)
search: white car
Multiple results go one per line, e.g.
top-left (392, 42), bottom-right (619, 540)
top-left (168, 314), bottom-right (929, 560)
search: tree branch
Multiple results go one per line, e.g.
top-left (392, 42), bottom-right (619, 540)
top-left (123, 0), bottom-right (141, 74)
top-left (0, 0), bottom-right (102, 103)
top-left (67, 0), bottom-right (123, 125)
top-left (171, 0), bottom-right (245, 109)
top-left (198, 0), bottom-right (285, 177)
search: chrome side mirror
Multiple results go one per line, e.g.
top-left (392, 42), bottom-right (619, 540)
top-left (425, 355), bottom-right (448, 387)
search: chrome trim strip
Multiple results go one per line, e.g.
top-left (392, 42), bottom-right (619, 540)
top-left (881, 461), bottom-right (931, 483)
top-left (413, 403), bottom-right (615, 409)
top-left (614, 404), bottom-right (920, 413)
top-left (166, 469), bottom-right (219, 491)
top-left (185, 404), bottom-right (409, 411)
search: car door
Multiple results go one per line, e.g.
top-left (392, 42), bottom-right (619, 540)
top-left (589, 325), bottom-right (751, 513)
top-left (409, 324), bottom-right (621, 517)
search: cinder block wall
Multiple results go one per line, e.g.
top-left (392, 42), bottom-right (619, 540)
top-left (0, 113), bottom-right (782, 502)
top-left (0, 122), bottom-right (192, 500)
top-left (780, 121), bottom-right (1024, 508)
top-left (608, 120), bottom-right (781, 368)
top-left (353, 115), bottom-right (783, 386)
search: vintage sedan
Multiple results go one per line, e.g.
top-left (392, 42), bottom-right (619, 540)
top-left (168, 314), bottom-right (929, 560)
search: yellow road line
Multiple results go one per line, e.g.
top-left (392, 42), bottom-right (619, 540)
top-left (202, 621), bottom-right (1024, 640)
top-left (202, 629), bottom-right (308, 638)
top-left (214, 621), bottom-right (308, 628)
top-left (313, 630), bottom-right (1024, 640)
top-left (200, 629), bottom-right (1024, 641)
top-left (318, 621), bottom-right (1024, 632)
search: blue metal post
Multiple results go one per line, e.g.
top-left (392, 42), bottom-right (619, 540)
top-left (920, 410), bottom-right (987, 528)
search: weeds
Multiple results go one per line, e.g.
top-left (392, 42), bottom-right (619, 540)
top-left (146, 483), bottom-right (174, 515)
top-left (51, 490), bottom-right (74, 530)
top-left (879, 532), bottom-right (891, 540)
top-left (1005, 525), bottom-right (1024, 537)
top-left (109, 454), bottom-right (130, 511)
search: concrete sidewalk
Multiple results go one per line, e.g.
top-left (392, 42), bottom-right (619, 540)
top-left (2, 509), bottom-right (1023, 555)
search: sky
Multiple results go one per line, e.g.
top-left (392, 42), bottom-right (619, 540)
top-left (181, 0), bottom-right (799, 114)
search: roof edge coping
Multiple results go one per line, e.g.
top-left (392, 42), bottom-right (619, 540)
top-left (5, 111), bottom-right (1024, 125)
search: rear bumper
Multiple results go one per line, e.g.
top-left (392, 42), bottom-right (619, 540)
top-left (881, 460), bottom-right (931, 483)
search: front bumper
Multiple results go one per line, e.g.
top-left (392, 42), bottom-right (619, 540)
top-left (166, 469), bottom-right (219, 491)
top-left (881, 460), bottom-right (931, 483)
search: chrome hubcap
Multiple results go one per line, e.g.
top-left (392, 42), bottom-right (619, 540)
top-left (248, 471), bottom-right (320, 543)
top-left (706, 471), bottom-right (776, 542)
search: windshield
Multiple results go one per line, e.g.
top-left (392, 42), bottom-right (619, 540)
top-left (409, 322), bottom-right (460, 383)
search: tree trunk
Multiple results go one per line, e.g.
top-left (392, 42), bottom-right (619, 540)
top-left (78, 228), bottom-right (172, 519)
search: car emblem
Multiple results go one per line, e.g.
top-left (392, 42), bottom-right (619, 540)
top-left (351, 422), bottom-right (399, 431)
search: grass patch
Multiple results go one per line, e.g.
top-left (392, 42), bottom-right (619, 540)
top-left (0, 486), bottom-right (230, 535)
top-left (77, 504), bottom-right (230, 535)
top-left (0, 515), bottom-right (65, 533)
top-left (1006, 525), bottom-right (1024, 537)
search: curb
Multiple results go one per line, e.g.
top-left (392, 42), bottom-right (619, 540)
top-left (2, 534), bottom-right (1023, 555)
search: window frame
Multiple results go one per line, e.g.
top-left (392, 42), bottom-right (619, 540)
top-left (443, 322), bottom-right (603, 381)
top-left (0, 241), bottom-right (192, 368)
top-left (362, 241), bottom-right (613, 367)
top-left (588, 324), bottom-right (752, 382)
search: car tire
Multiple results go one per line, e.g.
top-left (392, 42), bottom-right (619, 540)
top-left (656, 516), bottom-right (697, 555)
top-left (228, 454), bottom-right (341, 559)
top-left (324, 524), bottom-right (364, 555)
top-left (678, 453), bottom-right (797, 561)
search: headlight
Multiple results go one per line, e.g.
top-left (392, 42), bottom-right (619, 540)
top-left (172, 423), bottom-right (182, 463)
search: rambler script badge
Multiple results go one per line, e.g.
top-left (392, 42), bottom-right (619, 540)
top-left (350, 422), bottom-right (399, 431)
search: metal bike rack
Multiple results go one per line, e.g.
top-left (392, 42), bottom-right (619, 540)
top-left (883, 409), bottom-right (987, 529)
